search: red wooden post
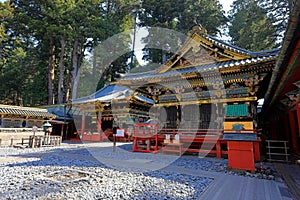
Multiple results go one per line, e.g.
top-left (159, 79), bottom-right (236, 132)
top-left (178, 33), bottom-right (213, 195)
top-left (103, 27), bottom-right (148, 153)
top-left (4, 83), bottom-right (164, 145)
top-left (155, 124), bottom-right (158, 151)
top-left (97, 118), bottom-right (101, 133)
top-left (289, 110), bottom-right (298, 152)
top-left (97, 117), bottom-right (102, 141)
top-left (133, 138), bottom-right (137, 151)
top-left (133, 125), bottom-right (138, 152)
top-left (216, 140), bottom-right (221, 158)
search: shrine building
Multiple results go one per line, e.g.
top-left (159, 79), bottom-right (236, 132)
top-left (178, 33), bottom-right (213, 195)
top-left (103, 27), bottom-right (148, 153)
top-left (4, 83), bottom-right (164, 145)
top-left (71, 24), bottom-right (282, 169)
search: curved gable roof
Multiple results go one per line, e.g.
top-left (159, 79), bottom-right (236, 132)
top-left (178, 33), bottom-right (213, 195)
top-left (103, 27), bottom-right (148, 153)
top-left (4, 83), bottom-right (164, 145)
top-left (120, 25), bottom-right (279, 83)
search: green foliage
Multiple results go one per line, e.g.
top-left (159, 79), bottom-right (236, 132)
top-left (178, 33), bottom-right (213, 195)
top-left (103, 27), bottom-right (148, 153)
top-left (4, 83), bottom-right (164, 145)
top-left (139, 0), bottom-right (227, 64)
top-left (0, 1), bottom-right (14, 70)
top-left (257, 0), bottom-right (290, 43)
top-left (1, 0), bottom-right (136, 105)
top-left (0, 0), bottom-right (290, 106)
top-left (176, 0), bottom-right (227, 35)
top-left (139, 0), bottom-right (180, 29)
top-left (228, 0), bottom-right (284, 51)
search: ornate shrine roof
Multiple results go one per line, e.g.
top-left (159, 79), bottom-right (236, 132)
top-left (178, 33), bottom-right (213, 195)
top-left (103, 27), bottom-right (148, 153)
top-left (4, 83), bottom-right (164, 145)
top-left (201, 34), bottom-right (278, 57)
top-left (0, 104), bottom-right (56, 119)
top-left (121, 51), bottom-right (278, 82)
top-left (73, 84), bottom-right (154, 105)
top-left (119, 25), bottom-right (279, 83)
top-left (73, 84), bottom-right (130, 103)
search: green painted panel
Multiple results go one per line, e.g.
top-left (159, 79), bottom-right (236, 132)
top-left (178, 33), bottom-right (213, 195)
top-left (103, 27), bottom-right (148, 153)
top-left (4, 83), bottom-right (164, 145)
top-left (226, 104), bottom-right (248, 117)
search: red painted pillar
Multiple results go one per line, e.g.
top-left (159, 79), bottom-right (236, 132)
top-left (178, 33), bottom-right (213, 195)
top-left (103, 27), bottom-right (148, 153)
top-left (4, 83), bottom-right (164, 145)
top-left (289, 110), bottom-right (298, 152)
top-left (97, 118), bottom-right (102, 133)
top-left (216, 140), bottom-right (221, 158)
top-left (296, 104), bottom-right (300, 137)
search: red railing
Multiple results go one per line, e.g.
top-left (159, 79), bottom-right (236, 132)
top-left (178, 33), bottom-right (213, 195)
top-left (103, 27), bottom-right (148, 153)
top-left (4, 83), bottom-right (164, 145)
top-left (133, 123), bottom-right (159, 153)
top-left (160, 128), bottom-right (223, 137)
top-left (132, 124), bottom-right (261, 159)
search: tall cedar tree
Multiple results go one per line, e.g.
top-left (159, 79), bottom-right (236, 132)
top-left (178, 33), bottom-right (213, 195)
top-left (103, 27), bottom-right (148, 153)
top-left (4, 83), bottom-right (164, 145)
top-left (139, 0), bottom-right (227, 64)
top-left (257, 0), bottom-right (290, 44)
top-left (228, 0), bottom-right (280, 51)
top-left (3, 0), bottom-right (137, 105)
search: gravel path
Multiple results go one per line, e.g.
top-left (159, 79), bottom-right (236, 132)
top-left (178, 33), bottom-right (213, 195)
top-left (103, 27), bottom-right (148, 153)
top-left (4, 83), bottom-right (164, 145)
top-left (0, 145), bottom-right (212, 200)
top-left (0, 142), bottom-right (276, 199)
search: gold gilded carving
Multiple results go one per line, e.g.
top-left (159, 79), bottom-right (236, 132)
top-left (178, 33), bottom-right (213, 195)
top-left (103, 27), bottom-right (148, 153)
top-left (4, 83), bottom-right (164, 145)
top-left (245, 74), bottom-right (263, 96)
top-left (247, 86), bottom-right (259, 96)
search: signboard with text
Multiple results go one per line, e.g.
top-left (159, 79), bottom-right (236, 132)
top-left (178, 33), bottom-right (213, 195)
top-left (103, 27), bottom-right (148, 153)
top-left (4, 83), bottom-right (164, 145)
top-left (116, 129), bottom-right (125, 137)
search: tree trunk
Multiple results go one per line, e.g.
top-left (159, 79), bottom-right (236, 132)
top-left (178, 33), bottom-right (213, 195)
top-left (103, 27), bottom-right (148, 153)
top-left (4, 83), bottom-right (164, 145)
top-left (65, 70), bottom-right (72, 103)
top-left (57, 39), bottom-right (66, 104)
top-left (48, 37), bottom-right (55, 105)
top-left (71, 39), bottom-right (79, 100)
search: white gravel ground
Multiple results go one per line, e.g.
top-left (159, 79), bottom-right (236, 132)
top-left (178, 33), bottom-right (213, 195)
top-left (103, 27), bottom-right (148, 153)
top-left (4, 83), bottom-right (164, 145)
top-left (0, 142), bottom-right (276, 199)
top-left (0, 143), bottom-right (213, 200)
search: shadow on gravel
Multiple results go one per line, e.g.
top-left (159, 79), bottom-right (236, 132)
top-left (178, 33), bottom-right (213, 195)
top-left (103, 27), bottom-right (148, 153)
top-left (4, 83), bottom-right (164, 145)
top-left (4, 143), bottom-right (277, 181)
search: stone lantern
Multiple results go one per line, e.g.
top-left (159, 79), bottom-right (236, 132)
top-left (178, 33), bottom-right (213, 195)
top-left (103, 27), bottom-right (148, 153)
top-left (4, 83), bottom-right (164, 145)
top-left (42, 121), bottom-right (52, 136)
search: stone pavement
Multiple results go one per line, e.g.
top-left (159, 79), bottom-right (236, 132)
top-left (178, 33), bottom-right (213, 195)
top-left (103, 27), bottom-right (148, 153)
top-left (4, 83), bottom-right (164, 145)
top-left (162, 164), bottom-right (294, 200)
top-left (273, 163), bottom-right (300, 200)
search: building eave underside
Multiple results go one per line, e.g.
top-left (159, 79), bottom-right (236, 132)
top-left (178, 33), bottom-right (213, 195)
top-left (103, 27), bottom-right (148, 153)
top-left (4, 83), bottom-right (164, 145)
top-left (263, 0), bottom-right (300, 112)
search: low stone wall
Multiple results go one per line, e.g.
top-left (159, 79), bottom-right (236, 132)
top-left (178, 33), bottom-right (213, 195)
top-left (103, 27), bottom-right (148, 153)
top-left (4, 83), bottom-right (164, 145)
top-left (0, 129), bottom-right (45, 146)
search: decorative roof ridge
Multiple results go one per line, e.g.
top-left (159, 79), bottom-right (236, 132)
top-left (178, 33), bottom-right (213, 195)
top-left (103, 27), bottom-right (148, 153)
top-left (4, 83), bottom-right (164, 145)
top-left (72, 84), bottom-right (116, 103)
top-left (122, 69), bottom-right (157, 78)
top-left (0, 104), bottom-right (50, 112)
top-left (120, 54), bottom-right (277, 81)
top-left (202, 35), bottom-right (251, 56)
top-left (179, 54), bottom-right (277, 71)
top-left (73, 83), bottom-right (132, 104)
top-left (192, 24), bottom-right (280, 57)
top-left (248, 48), bottom-right (280, 57)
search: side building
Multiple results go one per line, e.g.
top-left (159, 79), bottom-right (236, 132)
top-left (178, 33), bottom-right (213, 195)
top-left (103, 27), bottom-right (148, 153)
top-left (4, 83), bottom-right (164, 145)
top-left (71, 84), bottom-right (154, 142)
top-left (0, 104), bottom-right (56, 145)
top-left (263, 0), bottom-right (300, 157)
